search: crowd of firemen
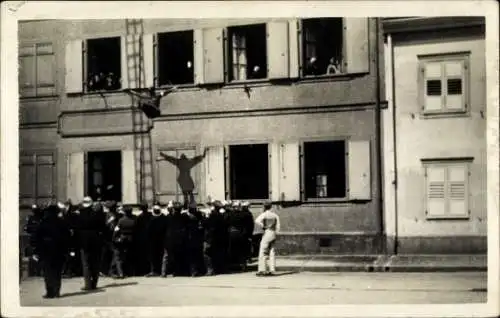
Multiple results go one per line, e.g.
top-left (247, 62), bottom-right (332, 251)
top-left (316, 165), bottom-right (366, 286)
top-left (24, 196), bottom-right (280, 299)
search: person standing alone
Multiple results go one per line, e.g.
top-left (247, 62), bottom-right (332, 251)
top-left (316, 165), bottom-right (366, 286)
top-left (255, 201), bottom-right (280, 276)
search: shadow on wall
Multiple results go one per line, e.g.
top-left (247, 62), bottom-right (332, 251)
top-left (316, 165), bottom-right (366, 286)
top-left (159, 149), bottom-right (207, 204)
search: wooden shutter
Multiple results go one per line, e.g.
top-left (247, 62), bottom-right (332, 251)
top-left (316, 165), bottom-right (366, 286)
top-left (279, 142), bottom-right (301, 201)
top-left (444, 60), bottom-right (465, 110)
top-left (270, 143), bottom-right (281, 201)
top-left (194, 29), bottom-right (205, 84)
top-left (65, 40), bottom-right (83, 93)
top-left (122, 149), bottom-right (138, 204)
top-left (156, 150), bottom-right (179, 203)
top-left (67, 152), bottom-right (85, 203)
top-left (423, 62), bottom-right (444, 111)
top-left (288, 20), bottom-right (300, 79)
top-left (203, 28), bottom-right (225, 84)
top-left (20, 154), bottom-right (36, 206)
top-left (122, 35), bottom-right (141, 89)
top-left (204, 146), bottom-right (226, 201)
top-left (348, 140), bottom-right (371, 200)
top-left (267, 21), bottom-right (289, 79)
top-left (143, 34), bottom-right (155, 88)
top-left (344, 18), bottom-right (369, 74)
top-left (36, 154), bottom-right (56, 206)
top-left (425, 166), bottom-right (447, 218)
top-left (447, 164), bottom-right (468, 217)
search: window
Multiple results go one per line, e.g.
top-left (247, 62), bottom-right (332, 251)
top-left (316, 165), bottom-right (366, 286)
top-left (228, 24), bottom-right (267, 81)
top-left (423, 160), bottom-right (470, 219)
top-left (303, 140), bottom-right (347, 199)
top-left (420, 54), bottom-right (469, 114)
top-left (19, 43), bottom-right (56, 97)
top-left (302, 18), bottom-right (344, 76)
top-left (157, 31), bottom-right (194, 86)
top-left (19, 152), bottom-right (56, 206)
top-left (229, 144), bottom-right (269, 200)
top-left (86, 151), bottom-right (122, 202)
top-left (86, 37), bottom-right (121, 91)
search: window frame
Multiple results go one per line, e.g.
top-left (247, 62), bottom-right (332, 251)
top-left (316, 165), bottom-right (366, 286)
top-left (155, 30), bottom-right (196, 88)
top-left (19, 150), bottom-right (57, 208)
top-left (422, 158), bottom-right (472, 220)
top-left (83, 36), bottom-right (123, 94)
top-left (418, 52), bottom-right (470, 117)
top-left (226, 23), bottom-right (268, 84)
top-left (18, 42), bottom-right (56, 98)
top-left (299, 18), bottom-right (347, 80)
top-left (225, 141), bottom-right (272, 202)
top-left (300, 137), bottom-right (350, 203)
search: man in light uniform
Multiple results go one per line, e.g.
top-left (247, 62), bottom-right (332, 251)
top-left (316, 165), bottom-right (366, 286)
top-left (255, 201), bottom-right (280, 276)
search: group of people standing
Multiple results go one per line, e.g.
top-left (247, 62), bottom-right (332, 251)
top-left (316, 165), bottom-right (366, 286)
top-left (24, 196), bottom-right (280, 299)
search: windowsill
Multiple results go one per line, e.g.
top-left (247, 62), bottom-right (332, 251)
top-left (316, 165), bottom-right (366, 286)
top-left (299, 71), bottom-right (369, 83)
top-left (304, 198), bottom-right (351, 203)
top-left (421, 109), bottom-right (469, 118)
top-left (425, 215), bottom-right (470, 220)
top-left (20, 94), bottom-right (59, 100)
top-left (226, 78), bottom-right (270, 87)
top-left (158, 83), bottom-right (199, 91)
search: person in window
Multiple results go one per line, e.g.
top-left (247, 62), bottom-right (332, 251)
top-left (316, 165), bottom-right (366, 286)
top-left (326, 57), bottom-right (341, 75)
top-left (250, 65), bottom-right (262, 79)
top-left (255, 201), bottom-right (280, 276)
top-left (159, 148), bottom-right (207, 209)
top-left (306, 57), bottom-right (320, 76)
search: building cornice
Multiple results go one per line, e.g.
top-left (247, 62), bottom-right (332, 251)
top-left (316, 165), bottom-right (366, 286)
top-left (382, 16), bottom-right (485, 35)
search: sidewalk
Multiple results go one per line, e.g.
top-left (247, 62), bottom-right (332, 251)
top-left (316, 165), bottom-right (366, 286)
top-left (249, 254), bottom-right (487, 273)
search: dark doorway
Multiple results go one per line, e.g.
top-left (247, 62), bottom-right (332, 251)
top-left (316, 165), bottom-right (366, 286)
top-left (87, 151), bottom-right (122, 202)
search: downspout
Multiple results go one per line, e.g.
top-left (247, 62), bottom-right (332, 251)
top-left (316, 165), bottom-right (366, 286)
top-left (388, 33), bottom-right (399, 255)
top-left (374, 18), bottom-right (385, 253)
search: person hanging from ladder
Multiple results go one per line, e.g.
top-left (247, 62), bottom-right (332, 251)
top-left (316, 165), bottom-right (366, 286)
top-left (124, 86), bottom-right (177, 119)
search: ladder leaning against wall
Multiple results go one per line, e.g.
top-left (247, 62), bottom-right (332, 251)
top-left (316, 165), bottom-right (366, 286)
top-left (124, 18), bottom-right (156, 205)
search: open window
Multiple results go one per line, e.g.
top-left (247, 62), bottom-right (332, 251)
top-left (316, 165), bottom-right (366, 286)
top-left (228, 24), bottom-right (267, 81)
top-left (86, 37), bottom-right (121, 92)
top-left (86, 151), bottom-right (122, 202)
top-left (302, 18), bottom-right (344, 77)
top-left (228, 144), bottom-right (269, 200)
top-left (303, 140), bottom-right (347, 199)
top-left (157, 30), bottom-right (195, 86)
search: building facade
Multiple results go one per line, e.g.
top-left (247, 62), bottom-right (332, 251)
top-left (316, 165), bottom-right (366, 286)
top-left (382, 17), bottom-right (487, 254)
top-left (19, 18), bottom-right (385, 255)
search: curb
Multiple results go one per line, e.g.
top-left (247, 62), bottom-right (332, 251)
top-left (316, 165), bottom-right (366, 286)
top-left (275, 265), bottom-right (487, 273)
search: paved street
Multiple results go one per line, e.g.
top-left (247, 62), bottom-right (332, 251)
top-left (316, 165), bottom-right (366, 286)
top-left (20, 271), bottom-right (486, 306)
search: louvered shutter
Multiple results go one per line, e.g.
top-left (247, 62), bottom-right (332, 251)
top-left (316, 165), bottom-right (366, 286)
top-left (444, 60), bottom-right (465, 110)
top-left (423, 62), bottom-right (443, 111)
top-left (279, 142), bottom-right (301, 201)
top-left (204, 146), bottom-right (226, 201)
top-left (447, 164), bottom-right (468, 217)
top-left (425, 166), bottom-right (446, 218)
top-left (270, 143), bottom-right (281, 202)
top-left (65, 40), bottom-right (83, 94)
top-left (267, 21), bottom-right (289, 79)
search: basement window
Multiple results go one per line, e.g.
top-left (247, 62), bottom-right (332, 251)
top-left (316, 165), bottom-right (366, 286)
top-left (228, 24), bottom-right (267, 81)
top-left (304, 140), bottom-right (347, 199)
top-left (229, 144), bottom-right (269, 200)
top-left (157, 30), bottom-right (194, 86)
top-left (302, 18), bottom-right (344, 76)
top-left (86, 37), bottom-right (121, 91)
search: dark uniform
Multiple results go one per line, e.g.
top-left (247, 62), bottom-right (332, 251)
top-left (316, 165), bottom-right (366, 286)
top-left (146, 206), bottom-right (167, 277)
top-left (186, 206), bottom-right (206, 276)
top-left (61, 202), bottom-right (82, 277)
top-left (165, 203), bottom-right (191, 276)
top-left (133, 204), bottom-right (151, 276)
top-left (241, 203), bottom-right (255, 263)
top-left (227, 202), bottom-right (251, 271)
top-left (101, 202), bottom-right (121, 277)
top-left (24, 205), bottom-right (44, 276)
top-left (75, 199), bottom-right (107, 290)
top-left (33, 205), bottom-right (71, 298)
top-left (113, 206), bottom-right (137, 278)
top-left (204, 201), bottom-right (228, 275)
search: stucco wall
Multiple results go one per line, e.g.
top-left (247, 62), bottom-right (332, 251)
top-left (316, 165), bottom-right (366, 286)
top-left (389, 31), bottom-right (486, 241)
